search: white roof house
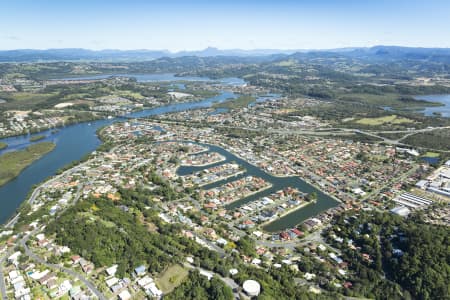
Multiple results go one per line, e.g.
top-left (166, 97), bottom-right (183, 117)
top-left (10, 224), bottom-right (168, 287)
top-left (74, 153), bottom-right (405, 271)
top-left (8, 251), bottom-right (21, 263)
top-left (105, 277), bottom-right (118, 288)
top-left (118, 290), bottom-right (132, 300)
top-left (229, 268), bottom-right (239, 276)
top-left (105, 264), bottom-right (118, 277)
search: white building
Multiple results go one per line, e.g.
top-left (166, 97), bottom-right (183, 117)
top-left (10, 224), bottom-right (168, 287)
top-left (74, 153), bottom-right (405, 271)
top-left (243, 280), bottom-right (261, 297)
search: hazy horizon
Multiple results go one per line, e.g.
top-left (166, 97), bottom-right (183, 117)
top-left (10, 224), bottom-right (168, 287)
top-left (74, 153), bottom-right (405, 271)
top-left (3, 45), bottom-right (450, 52)
top-left (2, 0), bottom-right (450, 51)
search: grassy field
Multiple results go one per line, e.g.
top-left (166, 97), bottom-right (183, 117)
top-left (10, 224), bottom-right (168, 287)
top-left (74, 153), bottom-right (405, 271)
top-left (29, 135), bottom-right (45, 142)
top-left (356, 115), bottom-right (413, 126)
top-left (155, 264), bottom-right (189, 293)
top-left (422, 152), bottom-right (440, 158)
top-left (213, 95), bottom-right (256, 109)
top-left (0, 142), bottom-right (55, 186)
top-left (0, 142), bottom-right (7, 150)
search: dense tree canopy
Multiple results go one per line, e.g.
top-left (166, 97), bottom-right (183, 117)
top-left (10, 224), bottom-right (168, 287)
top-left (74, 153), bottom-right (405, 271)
top-left (326, 211), bottom-right (450, 300)
top-left (165, 270), bottom-right (234, 300)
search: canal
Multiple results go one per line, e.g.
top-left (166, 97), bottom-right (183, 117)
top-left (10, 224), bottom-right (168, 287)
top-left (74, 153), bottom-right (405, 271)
top-left (177, 142), bottom-right (339, 232)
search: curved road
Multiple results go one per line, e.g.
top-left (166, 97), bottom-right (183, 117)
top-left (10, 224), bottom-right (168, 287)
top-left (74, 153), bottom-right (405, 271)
top-left (19, 232), bottom-right (106, 300)
top-left (4, 161), bottom-right (90, 229)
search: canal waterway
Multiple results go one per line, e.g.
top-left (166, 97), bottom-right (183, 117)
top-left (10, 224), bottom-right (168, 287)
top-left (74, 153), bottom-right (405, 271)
top-left (177, 142), bottom-right (339, 232)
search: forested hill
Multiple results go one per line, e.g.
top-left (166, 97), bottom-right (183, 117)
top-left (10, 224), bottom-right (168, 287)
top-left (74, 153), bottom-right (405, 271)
top-left (325, 211), bottom-right (450, 300)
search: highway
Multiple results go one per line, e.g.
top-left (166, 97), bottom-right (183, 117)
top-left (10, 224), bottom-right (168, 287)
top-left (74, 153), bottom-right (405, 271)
top-left (212, 124), bottom-right (450, 151)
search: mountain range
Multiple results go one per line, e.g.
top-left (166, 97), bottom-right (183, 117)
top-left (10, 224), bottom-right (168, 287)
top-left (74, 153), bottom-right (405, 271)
top-left (1, 46), bottom-right (450, 63)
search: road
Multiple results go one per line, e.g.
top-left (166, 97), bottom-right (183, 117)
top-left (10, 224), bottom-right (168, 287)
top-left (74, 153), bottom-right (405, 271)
top-left (212, 124), bottom-right (450, 151)
top-left (256, 227), bottom-right (341, 254)
top-left (183, 263), bottom-right (240, 299)
top-left (0, 249), bottom-right (12, 300)
top-left (19, 231), bottom-right (106, 300)
top-left (0, 183), bottom-right (94, 300)
top-left (4, 161), bottom-right (90, 229)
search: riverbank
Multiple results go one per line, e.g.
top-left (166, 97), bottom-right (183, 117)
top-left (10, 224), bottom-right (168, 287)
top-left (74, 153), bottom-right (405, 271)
top-left (29, 135), bottom-right (45, 142)
top-left (222, 183), bottom-right (274, 206)
top-left (0, 142), bottom-right (6, 150)
top-left (213, 95), bottom-right (256, 109)
top-left (198, 170), bottom-right (245, 187)
top-left (0, 142), bottom-right (56, 186)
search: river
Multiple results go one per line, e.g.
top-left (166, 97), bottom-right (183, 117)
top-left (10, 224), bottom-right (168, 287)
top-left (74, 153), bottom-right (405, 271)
top-left (415, 94), bottom-right (450, 117)
top-left (0, 73), bottom-right (325, 230)
top-left (0, 85), bottom-right (238, 224)
top-left (56, 73), bottom-right (246, 86)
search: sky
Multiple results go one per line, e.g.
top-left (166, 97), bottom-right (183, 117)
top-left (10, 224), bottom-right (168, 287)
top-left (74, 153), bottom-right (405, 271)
top-left (1, 0), bottom-right (450, 51)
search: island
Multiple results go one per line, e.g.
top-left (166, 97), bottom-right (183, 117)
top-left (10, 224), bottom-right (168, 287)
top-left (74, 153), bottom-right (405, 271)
top-left (29, 135), bottom-right (46, 142)
top-left (0, 142), bottom-right (56, 186)
top-left (213, 95), bottom-right (256, 109)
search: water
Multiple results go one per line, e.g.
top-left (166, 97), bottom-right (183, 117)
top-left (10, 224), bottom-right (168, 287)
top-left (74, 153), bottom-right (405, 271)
top-left (0, 76), bottom-right (326, 229)
top-left (380, 106), bottom-right (393, 111)
top-left (208, 108), bottom-right (229, 115)
top-left (177, 143), bottom-right (339, 232)
top-left (421, 157), bottom-right (440, 164)
top-left (0, 91), bottom-right (237, 224)
top-left (415, 94), bottom-right (450, 117)
top-left (55, 73), bottom-right (246, 86)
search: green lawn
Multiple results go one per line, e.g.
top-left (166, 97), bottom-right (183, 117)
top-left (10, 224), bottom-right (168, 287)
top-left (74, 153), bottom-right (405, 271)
top-left (422, 152), bottom-right (440, 158)
top-left (356, 115), bottom-right (413, 126)
top-left (0, 142), bottom-right (55, 186)
top-left (156, 264), bottom-right (189, 293)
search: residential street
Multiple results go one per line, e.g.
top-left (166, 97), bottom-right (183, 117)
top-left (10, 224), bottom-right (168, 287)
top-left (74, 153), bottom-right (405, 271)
top-left (18, 232), bottom-right (106, 300)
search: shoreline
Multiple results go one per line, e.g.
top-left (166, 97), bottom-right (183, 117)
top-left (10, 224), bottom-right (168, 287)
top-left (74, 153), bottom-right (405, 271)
top-left (260, 201), bottom-right (313, 230)
top-left (2, 158), bottom-right (91, 229)
top-left (213, 141), bottom-right (343, 204)
top-left (0, 96), bottom-right (206, 141)
top-left (180, 156), bottom-right (227, 168)
top-left (219, 183), bottom-right (273, 207)
top-left (160, 138), bottom-right (341, 209)
top-left (186, 170), bottom-right (246, 188)
top-left (0, 142), bottom-right (56, 188)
